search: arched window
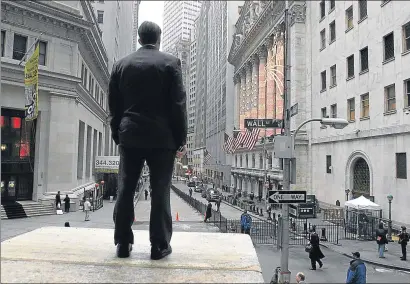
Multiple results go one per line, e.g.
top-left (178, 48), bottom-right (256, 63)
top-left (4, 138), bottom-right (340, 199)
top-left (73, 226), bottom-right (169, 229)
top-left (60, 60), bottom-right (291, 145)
top-left (352, 158), bottom-right (370, 198)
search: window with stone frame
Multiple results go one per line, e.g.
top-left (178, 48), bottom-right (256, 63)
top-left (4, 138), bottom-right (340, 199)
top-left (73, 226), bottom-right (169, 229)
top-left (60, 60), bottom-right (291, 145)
top-left (330, 104), bottom-right (337, 118)
top-left (320, 29), bottom-right (326, 49)
top-left (1, 30), bottom-right (5, 57)
top-left (384, 84), bottom-right (396, 112)
top-left (326, 155), bottom-right (332, 173)
top-left (347, 98), bottom-right (355, 121)
top-left (396, 153), bottom-right (407, 179)
top-left (321, 70), bottom-right (327, 91)
top-left (358, 0), bottom-right (367, 21)
top-left (329, 21), bottom-right (336, 43)
top-left (383, 32), bottom-right (394, 61)
top-left (329, 0), bottom-right (335, 11)
top-left (405, 79), bottom-right (410, 108)
top-left (330, 65), bottom-right (337, 86)
top-left (38, 41), bottom-right (47, 66)
top-left (360, 47), bottom-right (368, 72)
top-left (347, 55), bottom-right (354, 79)
top-left (403, 22), bottom-right (410, 53)
top-left (321, 107), bottom-right (327, 118)
top-left (12, 34), bottom-right (27, 61)
top-left (345, 6), bottom-right (353, 31)
top-left (319, 0), bottom-right (325, 19)
top-left (97, 10), bottom-right (104, 24)
top-left (360, 93), bottom-right (369, 118)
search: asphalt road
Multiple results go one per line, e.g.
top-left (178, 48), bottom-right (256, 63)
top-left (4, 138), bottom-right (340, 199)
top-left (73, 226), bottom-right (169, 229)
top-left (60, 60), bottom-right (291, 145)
top-left (256, 244), bottom-right (410, 283)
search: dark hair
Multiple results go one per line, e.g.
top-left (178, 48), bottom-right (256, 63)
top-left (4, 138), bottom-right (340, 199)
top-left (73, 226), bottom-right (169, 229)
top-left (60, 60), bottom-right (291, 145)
top-left (138, 21), bottom-right (161, 45)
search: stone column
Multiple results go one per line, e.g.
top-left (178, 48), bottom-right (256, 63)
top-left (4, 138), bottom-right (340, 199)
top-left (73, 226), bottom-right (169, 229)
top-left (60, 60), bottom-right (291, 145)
top-left (265, 35), bottom-right (275, 136)
top-left (245, 61), bottom-right (253, 124)
top-left (239, 68), bottom-right (247, 131)
top-left (234, 74), bottom-right (241, 130)
top-left (251, 55), bottom-right (259, 120)
top-left (274, 29), bottom-right (285, 135)
top-left (257, 45), bottom-right (268, 137)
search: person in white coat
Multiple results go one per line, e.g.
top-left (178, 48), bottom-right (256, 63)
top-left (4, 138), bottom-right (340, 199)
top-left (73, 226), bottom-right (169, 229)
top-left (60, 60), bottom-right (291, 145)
top-left (84, 198), bottom-right (91, 221)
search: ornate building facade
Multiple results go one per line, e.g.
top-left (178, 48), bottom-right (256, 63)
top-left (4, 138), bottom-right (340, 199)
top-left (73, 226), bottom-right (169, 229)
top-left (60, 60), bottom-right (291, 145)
top-left (228, 1), bottom-right (309, 199)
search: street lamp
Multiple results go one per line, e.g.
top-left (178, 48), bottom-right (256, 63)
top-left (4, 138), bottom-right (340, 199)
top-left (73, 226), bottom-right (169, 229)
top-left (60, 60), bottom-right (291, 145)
top-left (345, 189), bottom-right (350, 201)
top-left (387, 194), bottom-right (393, 240)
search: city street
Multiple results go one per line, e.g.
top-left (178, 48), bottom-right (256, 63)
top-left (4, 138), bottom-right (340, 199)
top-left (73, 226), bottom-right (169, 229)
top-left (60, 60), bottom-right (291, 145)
top-left (256, 244), bottom-right (410, 283)
top-left (1, 185), bottom-right (218, 242)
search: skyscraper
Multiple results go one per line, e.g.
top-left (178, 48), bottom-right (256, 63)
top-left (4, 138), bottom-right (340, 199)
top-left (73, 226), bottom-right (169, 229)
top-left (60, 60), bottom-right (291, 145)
top-left (132, 1), bottom-right (141, 51)
top-left (162, 1), bottom-right (201, 55)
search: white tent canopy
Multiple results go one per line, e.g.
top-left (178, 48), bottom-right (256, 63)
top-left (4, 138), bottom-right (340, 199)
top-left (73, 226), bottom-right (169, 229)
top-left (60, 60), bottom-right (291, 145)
top-left (345, 195), bottom-right (381, 210)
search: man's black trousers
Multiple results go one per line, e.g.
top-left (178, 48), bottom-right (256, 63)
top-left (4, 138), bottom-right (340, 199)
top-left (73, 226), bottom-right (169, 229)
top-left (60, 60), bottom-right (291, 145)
top-left (113, 146), bottom-right (176, 247)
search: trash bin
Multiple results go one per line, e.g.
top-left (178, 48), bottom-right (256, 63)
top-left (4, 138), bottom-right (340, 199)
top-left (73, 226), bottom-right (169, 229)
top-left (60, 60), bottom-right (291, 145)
top-left (110, 196), bottom-right (114, 203)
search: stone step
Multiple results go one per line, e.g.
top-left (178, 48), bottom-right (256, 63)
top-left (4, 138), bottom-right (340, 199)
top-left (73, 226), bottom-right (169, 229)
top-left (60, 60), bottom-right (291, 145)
top-left (1, 203), bottom-right (55, 220)
top-left (1, 227), bottom-right (264, 283)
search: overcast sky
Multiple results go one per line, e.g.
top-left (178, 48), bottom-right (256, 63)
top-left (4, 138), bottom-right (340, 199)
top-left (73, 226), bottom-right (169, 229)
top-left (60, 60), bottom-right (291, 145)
top-left (138, 1), bottom-right (164, 30)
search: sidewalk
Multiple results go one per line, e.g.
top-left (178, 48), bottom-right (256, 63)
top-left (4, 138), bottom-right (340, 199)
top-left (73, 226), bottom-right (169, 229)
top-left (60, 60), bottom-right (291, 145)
top-left (178, 183), bottom-right (410, 271)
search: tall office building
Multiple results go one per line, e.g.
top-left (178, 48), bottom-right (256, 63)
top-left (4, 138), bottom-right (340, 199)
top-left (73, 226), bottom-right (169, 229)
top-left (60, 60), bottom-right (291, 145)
top-left (132, 1), bottom-right (141, 51)
top-left (194, 1), bottom-right (241, 186)
top-left (162, 1), bottom-right (201, 55)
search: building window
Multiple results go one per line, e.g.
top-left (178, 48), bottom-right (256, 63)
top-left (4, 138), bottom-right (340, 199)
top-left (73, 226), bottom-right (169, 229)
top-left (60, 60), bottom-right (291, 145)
top-left (329, 0), bottom-right (335, 11)
top-left (347, 55), bottom-right (354, 79)
top-left (383, 32), bottom-right (394, 61)
top-left (320, 29), bottom-right (326, 49)
top-left (85, 126), bottom-right (92, 177)
top-left (396, 153), bottom-right (407, 179)
top-left (98, 132), bottom-right (103, 156)
top-left (319, 0), bottom-right (325, 19)
top-left (321, 70), bottom-right (326, 91)
top-left (1, 30), bottom-right (5, 57)
top-left (330, 104), bottom-right (337, 118)
top-left (330, 65), bottom-right (336, 86)
top-left (97, 10), bottom-right (104, 24)
top-left (92, 129), bottom-right (98, 175)
top-left (346, 6), bottom-right (353, 30)
top-left (259, 154), bottom-right (263, 169)
top-left (329, 21), bottom-right (336, 42)
top-left (326, 155), bottom-right (332, 173)
top-left (361, 93), bottom-right (369, 118)
top-left (359, 0), bottom-right (367, 21)
top-left (405, 79), bottom-right (410, 108)
top-left (12, 34), bottom-right (27, 61)
top-left (77, 121), bottom-right (85, 179)
top-left (403, 22), bottom-right (410, 53)
top-left (38, 41), bottom-right (47, 66)
top-left (360, 47), bottom-right (368, 72)
top-left (385, 84), bottom-right (396, 112)
top-left (252, 154), bottom-right (255, 168)
top-left (321, 107), bottom-right (327, 118)
top-left (84, 68), bottom-right (88, 87)
top-left (347, 98), bottom-right (355, 121)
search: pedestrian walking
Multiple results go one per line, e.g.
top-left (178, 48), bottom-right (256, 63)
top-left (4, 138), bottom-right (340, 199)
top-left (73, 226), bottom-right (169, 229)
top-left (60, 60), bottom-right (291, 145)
top-left (84, 198), bottom-right (91, 221)
top-left (55, 191), bottom-right (61, 210)
top-left (308, 228), bottom-right (325, 270)
top-left (189, 187), bottom-right (193, 197)
top-left (240, 210), bottom-right (252, 235)
top-left (398, 226), bottom-right (409, 261)
top-left (216, 198), bottom-right (221, 212)
top-left (109, 21), bottom-right (187, 260)
top-left (295, 272), bottom-right (306, 284)
top-left (346, 252), bottom-right (366, 284)
top-left (204, 202), bottom-right (212, 222)
top-left (64, 194), bottom-right (70, 213)
top-left (375, 222), bottom-right (388, 258)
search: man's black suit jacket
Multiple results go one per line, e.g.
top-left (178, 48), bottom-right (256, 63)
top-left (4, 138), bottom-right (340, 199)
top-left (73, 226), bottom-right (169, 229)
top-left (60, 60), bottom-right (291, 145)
top-left (108, 45), bottom-right (187, 150)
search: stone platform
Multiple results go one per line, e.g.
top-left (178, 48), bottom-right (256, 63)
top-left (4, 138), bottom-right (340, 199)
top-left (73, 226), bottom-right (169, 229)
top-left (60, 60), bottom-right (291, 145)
top-left (1, 227), bottom-right (264, 283)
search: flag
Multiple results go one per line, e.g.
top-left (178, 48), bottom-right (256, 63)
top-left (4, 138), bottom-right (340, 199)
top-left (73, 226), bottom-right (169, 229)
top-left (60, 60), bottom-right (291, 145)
top-left (204, 149), bottom-right (211, 164)
top-left (223, 133), bottom-right (234, 153)
top-left (243, 128), bottom-right (260, 150)
top-left (24, 44), bottom-right (40, 120)
top-left (231, 131), bottom-right (246, 153)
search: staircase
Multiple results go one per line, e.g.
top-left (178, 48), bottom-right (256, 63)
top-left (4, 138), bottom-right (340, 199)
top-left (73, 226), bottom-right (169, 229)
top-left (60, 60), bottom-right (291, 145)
top-left (1, 202), bottom-right (55, 219)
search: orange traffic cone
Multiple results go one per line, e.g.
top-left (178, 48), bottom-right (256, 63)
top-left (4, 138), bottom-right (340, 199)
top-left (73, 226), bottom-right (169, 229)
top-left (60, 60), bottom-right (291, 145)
top-left (176, 212), bottom-right (180, 221)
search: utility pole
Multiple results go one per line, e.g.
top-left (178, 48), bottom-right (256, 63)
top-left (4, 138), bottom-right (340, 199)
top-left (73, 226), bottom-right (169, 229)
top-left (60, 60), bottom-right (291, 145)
top-left (280, 4), bottom-right (291, 284)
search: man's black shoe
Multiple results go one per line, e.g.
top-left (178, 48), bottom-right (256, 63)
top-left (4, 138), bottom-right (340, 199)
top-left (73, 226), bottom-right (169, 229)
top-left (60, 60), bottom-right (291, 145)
top-left (151, 244), bottom-right (172, 260)
top-left (116, 243), bottom-right (132, 258)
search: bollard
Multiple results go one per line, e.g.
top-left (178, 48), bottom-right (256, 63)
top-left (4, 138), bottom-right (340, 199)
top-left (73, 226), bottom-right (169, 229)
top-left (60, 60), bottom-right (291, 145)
top-left (320, 227), bottom-right (328, 241)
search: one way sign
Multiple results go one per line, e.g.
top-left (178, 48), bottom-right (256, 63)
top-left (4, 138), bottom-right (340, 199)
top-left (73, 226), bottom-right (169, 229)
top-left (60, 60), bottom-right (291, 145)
top-left (268, 190), bottom-right (307, 204)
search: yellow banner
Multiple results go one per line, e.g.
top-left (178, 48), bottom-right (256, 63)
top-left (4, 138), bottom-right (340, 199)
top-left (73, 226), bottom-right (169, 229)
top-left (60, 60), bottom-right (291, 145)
top-left (24, 44), bottom-right (40, 121)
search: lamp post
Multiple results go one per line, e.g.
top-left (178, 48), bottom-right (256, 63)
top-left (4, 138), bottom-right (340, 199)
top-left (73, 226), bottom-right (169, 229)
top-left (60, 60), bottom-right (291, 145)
top-left (387, 194), bottom-right (393, 240)
top-left (345, 189), bottom-right (350, 201)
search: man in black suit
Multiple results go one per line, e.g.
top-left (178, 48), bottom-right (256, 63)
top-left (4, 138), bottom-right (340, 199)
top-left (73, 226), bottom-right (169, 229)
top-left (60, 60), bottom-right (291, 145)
top-left (108, 21), bottom-right (187, 260)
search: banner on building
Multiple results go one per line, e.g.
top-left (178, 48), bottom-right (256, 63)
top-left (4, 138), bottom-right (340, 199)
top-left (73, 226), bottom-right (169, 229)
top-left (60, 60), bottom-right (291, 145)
top-left (95, 156), bottom-right (120, 173)
top-left (24, 44), bottom-right (40, 121)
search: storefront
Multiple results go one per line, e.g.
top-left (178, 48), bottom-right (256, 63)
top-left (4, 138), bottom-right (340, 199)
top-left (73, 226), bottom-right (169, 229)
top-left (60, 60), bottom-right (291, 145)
top-left (1, 108), bottom-right (37, 203)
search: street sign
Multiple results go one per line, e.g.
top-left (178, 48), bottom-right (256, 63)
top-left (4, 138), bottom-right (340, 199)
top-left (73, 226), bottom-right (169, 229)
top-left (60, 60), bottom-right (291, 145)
top-left (268, 190), bottom-right (307, 204)
top-left (290, 103), bottom-right (298, 117)
top-left (244, 119), bottom-right (284, 129)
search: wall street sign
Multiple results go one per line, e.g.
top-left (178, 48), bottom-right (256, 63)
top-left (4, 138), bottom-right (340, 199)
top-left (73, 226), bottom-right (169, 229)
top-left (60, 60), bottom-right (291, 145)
top-left (244, 119), bottom-right (284, 129)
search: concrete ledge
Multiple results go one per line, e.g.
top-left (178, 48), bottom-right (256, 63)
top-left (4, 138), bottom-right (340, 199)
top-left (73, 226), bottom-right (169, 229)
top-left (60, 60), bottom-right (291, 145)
top-left (1, 227), bottom-right (264, 283)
